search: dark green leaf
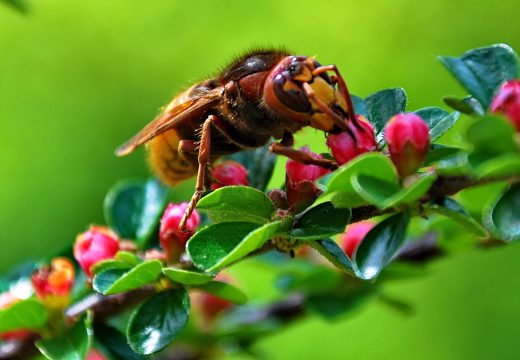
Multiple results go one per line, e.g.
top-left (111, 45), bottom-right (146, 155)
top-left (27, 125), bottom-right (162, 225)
top-left (289, 202), bottom-right (351, 241)
top-left (277, 265), bottom-right (341, 294)
top-left (187, 222), bottom-right (262, 272)
top-left (354, 212), bottom-right (410, 280)
top-left (193, 281), bottom-right (248, 304)
top-left (94, 323), bottom-right (144, 360)
top-left (429, 198), bottom-right (487, 237)
top-left (352, 95), bottom-right (369, 118)
top-left (467, 115), bottom-right (517, 155)
top-left (414, 107), bottom-right (460, 141)
top-left (439, 44), bottom-right (519, 108)
top-left (36, 317), bottom-right (92, 360)
top-left (127, 288), bottom-right (190, 355)
top-left (424, 144), bottom-right (463, 165)
top-left (0, 299), bottom-right (47, 332)
top-left (104, 178), bottom-right (169, 248)
top-left (224, 143), bottom-right (277, 191)
top-left (196, 186), bottom-right (275, 224)
top-left (309, 238), bottom-right (354, 273)
top-left (443, 96), bottom-right (484, 115)
top-left (365, 88), bottom-right (407, 134)
top-left (93, 260), bottom-right (162, 295)
top-left (484, 183), bottom-right (520, 242)
top-left (163, 268), bottom-right (214, 285)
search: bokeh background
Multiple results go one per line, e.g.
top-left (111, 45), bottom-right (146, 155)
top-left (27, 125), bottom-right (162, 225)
top-left (1, 0), bottom-right (520, 359)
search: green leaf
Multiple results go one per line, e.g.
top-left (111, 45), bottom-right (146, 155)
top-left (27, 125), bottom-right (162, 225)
top-left (224, 143), bottom-right (277, 191)
top-left (188, 221), bottom-right (281, 272)
top-left (115, 251), bottom-right (141, 266)
top-left (429, 198), bottom-right (487, 237)
top-left (354, 212), bottom-right (410, 280)
top-left (193, 281), bottom-right (248, 304)
top-left (93, 260), bottom-right (162, 295)
top-left (325, 153), bottom-right (398, 208)
top-left (163, 268), bottom-right (214, 285)
top-left (127, 288), bottom-right (190, 355)
top-left (309, 239), bottom-right (353, 273)
top-left (104, 178), bottom-right (169, 248)
top-left (365, 88), bottom-right (407, 134)
top-left (483, 183), bottom-right (520, 242)
top-left (36, 317), bottom-right (92, 360)
top-left (197, 186), bottom-right (275, 224)
top-left (277, 265), bottom-right (341, 294)
top-left (439, 44), bottom-right (519, 108)
top-left (93, 323), bottom-right (144, 360)
top-left (0, 299), bottom-right (47, 332)
top-left (187, 222), bottom-right (261, 272)
top-left (472, 153), bottom-right (520, 179)
top-left (289, 202), bottom-right (351, 241)
top-left (467, 115), bottom-right (517, 155)
top-left (424, 145), bottom-right (463, 165)
top-left (91, 259), bottom-right (133, 276)
top-left (414, 107), bottom-right (460, 141)
top-left (443, 96), bottom-right (484, 116)
top-left (352, 95), bottom-right (369, 118)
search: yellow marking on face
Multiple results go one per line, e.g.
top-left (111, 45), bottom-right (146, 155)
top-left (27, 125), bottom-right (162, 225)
top-left (309, 112), bottom-right (334, 131)
top-left (292, 66), bottom-right (313, 82)
top-left (309, 77), bottom-right (336, 106)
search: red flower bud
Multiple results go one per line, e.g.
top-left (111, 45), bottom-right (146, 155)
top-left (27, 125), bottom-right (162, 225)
top-left (210, 161), bottom-right (249, 190)
top-left (86, 349), bottom-right (107, 360)
top-left (340, 221), bottom-right (375, 259)
top-left (160, 202), bottom-right (200, 261)
top-left (0, 292), bottom-right (31, 341)
top-left (285, 147), bottom-right (330, 213)
top-left (490, 79), bottom-right (520, 131)
top-left (385, 113), bottom-right (430, 178)
top-left (326, 115), bottom-right (377, 165)
top-left (31, 258), bottom-right (75, 310)
top-left (74, 226), bottom-right (120, 277)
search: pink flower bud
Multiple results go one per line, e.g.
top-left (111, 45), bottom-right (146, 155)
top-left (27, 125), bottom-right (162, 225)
top-left (326, 115), bottom-right (378, 165)
top-left (0, 292), bottom-right (32, 341)
top-left (490, 79), bottom-right (520, 131)
top-left (339, 221), bottom-right (375, 259)
top-left (160, 202), bottom-right (200, 261)
top-left (210, 161), bottom-right (249, 190)
top-left (385, 113), bottom-right (430, 178)
top-left (31, 258), bottom-right (75, 310)
top-left (285, 147), bottom-right (330, 213)
top-left (74, 226), bottom-right (120, 277)
top-left (86, 349), bottom-right (107, 360)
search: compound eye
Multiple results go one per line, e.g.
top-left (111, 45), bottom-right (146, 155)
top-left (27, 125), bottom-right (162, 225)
top-left (272, 74), bottom-right (311, 113)
top-left (288, 61), bottom-right (303, 76)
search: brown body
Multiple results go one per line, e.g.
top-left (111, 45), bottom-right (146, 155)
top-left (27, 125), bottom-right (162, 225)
top-left (117, 49), bottom-right (358, 228)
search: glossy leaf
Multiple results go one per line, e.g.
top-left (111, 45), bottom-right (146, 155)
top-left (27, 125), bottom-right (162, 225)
top-left (429, 198), bottom-right (487, 237)
top-left (196, 186), bottom-right (275, 224)
top-left (424, 145), bottom-right (463, 165)
top-left (484, 184), bottom-right (520, 242)
top-left (309, 238), bottom-right (354, 273)
top-left (91, 259), bottom-right (133, 275)
top-left (443, 96), bottom-right (484, 115)
top-left (472, 153), bottom-right (520, 179)
top-left (93, 260), bottom-right (162, 295)
top-left (187, 222), bottom-right (261, 272)
top-left (194, 281), bottom-right (248, 304)
top-left (365, 88), bottom-right (407, 134)
top-left (467, 115), bottom-right (517, 155)
top-left (93, 323), bottom-right (144, 360)
top-left (414, 107), bottom-right (460, 141)
top-left (104, 178), bottom-right (169, 248)
top-left (163, 268), bottom-right (214, 285)
top-left (0, 299), bottom-right (47, 332)
top-left (289, 202), bottom-right (351, 241)
top-left (354, 212), bottom-right (410, 280)
top-left (439, 44), bottom-right (519, 108)
top-left (127, 288), bottom-right (190, 355)
top-left (352, 95), bottom-right (369, 118)
top-left (224, 143), bottom-right (277, 191)
top-left (36, 317), bottom-right (92, 360)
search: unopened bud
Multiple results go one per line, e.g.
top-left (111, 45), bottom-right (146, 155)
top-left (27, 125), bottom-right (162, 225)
top-left (339, 221), bottom-right (375, 259)
top-left (74, 226), bottom-right (119, 277)
top-left (385, 113), bottom-right (430, 178)
top-left (490, 79), bottom-right (520, 131)
top-left (326, 115), bottom-right (377, 165)
top-left (160, 202), bottom-right (200, 261)
top-left (211, 161), bottom-right (249, 190)
top-left (31, 257), bottom-right (75, 310)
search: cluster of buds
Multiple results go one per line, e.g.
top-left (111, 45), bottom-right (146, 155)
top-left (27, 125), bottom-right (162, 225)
top-left (210, 160), bottom-right (249, 190)
top-left (339, 221), bottom-right (375, 259)
top-left (31, 258), bottom-right (75, 310)
top-left (491, 79), bottom-right (520, 131)
top-left (160, 202), bottom-right (201, 262)
top-left (0, 292), bottom-right (31, 341)
top-left (74, 226), bottom-right (120, 277)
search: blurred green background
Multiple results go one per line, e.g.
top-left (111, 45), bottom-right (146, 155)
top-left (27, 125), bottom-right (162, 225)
top-left (1, 0), bottom-right (520, 359)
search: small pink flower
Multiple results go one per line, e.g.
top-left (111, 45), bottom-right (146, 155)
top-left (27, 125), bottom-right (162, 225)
top-left (0, 292), bottom-right (32, 341)
top-left (326, 115), bottom-right (377, 166)
top-left (211, 161), bottom-right (249, 190)
top-left (31, 257), bottom-right (75, 310)
top-left (340, 221), bottom-right (375, 259)
top-left (160, 202), bottom-right (200, 261)
top-left (285, 147), bottom-right (330, 213)
top-left (74, 226), bottom-right (120, 277)
top-left (385, 113), bottom-right (430, 178)
top-left (490, 79), bottom-right (520, 131)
